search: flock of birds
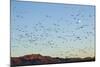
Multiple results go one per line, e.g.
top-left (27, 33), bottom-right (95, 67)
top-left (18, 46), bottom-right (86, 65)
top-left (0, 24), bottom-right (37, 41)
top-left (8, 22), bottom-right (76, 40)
top-left (11, 3), bottom-right (95, 57)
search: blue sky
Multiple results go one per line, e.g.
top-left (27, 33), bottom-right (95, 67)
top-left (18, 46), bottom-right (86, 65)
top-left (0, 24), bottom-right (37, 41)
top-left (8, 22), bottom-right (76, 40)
top-left (11, 0), bottom-right (95, 58)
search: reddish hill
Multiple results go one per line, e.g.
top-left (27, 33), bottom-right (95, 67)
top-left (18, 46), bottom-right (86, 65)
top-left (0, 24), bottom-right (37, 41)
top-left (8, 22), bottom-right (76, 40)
top-left (11, 54), bottom-right (95, 66)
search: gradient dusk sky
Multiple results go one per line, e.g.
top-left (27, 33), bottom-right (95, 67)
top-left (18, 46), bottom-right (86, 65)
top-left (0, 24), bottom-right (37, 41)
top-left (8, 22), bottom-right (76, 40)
top-left (11, 0), bottom-right (95, 58)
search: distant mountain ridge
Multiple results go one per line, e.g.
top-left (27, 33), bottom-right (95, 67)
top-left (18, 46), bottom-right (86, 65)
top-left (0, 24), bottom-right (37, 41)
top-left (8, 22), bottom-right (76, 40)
top-left (11, 54), bottom-right (95, 66)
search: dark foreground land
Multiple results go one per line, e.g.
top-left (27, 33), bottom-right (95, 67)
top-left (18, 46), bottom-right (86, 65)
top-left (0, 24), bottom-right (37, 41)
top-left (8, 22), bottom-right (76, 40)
top-left (11, 54), bottom-right (95, 67)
